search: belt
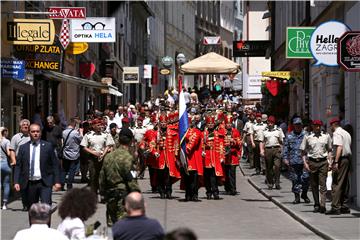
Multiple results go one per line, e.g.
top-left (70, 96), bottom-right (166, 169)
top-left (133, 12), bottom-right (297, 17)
top-left (308, 157), bottom-right (327, 162)
top-left (29, 179), bottom-right (42, 184)
top-left (254, 140), bottom-right (262, 142)
top-left (265, 146), bottom-right (280, 149)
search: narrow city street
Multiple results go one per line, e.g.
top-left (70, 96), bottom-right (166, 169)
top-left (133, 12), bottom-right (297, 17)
top-left (2, 166), bottom-right (321, 240)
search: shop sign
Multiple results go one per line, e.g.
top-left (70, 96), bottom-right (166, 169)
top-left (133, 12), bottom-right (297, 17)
top-left (143, 65), bottom-right (152, 79)
top-left (159, 68), bottom-right (171, 75)
top-left (48, 7), bottom-right (86, 19)
top-left (65, 42), bottom-right (88, 55)
top-left (70, 18), bottom-right (116, 42)
top-left (286, 27), bottom-right (315, 58)
top-left (261, 71), bottom-right (303, 84)
top-left (310, 20), bottom-right (350, 66)
top-left (203, 36), bottom-right (221, 45)
top-left (1, 59), bottom-right (25, 80)
top-left (7, 19), bottom-right (55, 45)
top-left (13, 38), bottom-right (62, 71)
top-left (233, 40), bottom-right (271, 57)
top-left (123, 67), bottom-right (139, 84)
top-left (338, 31), bottom-right (360, 72)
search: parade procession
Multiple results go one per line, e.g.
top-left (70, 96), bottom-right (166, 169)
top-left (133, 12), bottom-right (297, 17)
top-left (2, 1), bottom-right (360, 240)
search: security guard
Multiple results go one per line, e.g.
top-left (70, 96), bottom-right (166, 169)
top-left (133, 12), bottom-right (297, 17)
top-left (252, 113), bottom-right (267, 175)
top-left (100, 128), bottom-right (140, 226)
top-left (260, 116), bottom-right (285, 190)
top-left (80, 118), bottom-right (114, 194)
top-left (326, 117), bottom-right (352, 215)
top-left (283, 117), bottom-right (310, 204)
top-left (300, 120), bottom-right (332, 214)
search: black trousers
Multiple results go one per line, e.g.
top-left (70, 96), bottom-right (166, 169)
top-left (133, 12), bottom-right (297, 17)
top-left (204, 168), bottom-right (219, 197)
top-left (157, 166), bottom-right (172, 195)
top-left (254, 142), bottom-right (261, 173)
top-left (183, 170), bottom-right (198, 200)
top-left (26, 180), bottom-right (52, 209)
top-left (224, 165), bottom-right (237, 194)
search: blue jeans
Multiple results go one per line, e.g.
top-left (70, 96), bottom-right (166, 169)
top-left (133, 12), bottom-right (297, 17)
top-left (1, 160), bottom-right (12, 202)
top-left (61, 159), bottom-right (80, 189)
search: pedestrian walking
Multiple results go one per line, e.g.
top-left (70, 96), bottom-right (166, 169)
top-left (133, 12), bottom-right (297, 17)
top-left (80, 118), bottom-right (114, 194)
top-left (0, 127), bottom-right (14, 210)
top-left (14, 123), bottom-right (62, 209)
top-left (10, 119), bottom-right (31, 211)
top-left (282, 117), bottom-right (310, 204)
top-left (300, 120), bottom-right (332, 213)
top-left (99, 129), bottom-right (140, 226)
top-left (326, 117), bottom-right (352, 215)
top-left (259, 116), bottom-right (285, 190)
top-left (242, 112), bottom-right (255, 168)
top-left (252, 113), bottom-right (267, 175)
top-left (61, 117), bottom-right (83, 190)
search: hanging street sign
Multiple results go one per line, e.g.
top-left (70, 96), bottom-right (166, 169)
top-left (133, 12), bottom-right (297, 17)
top-left (203, 36), bottom-right (221, 45)
top-left (48, 7), bottom-right (86, 19)
top-left (70, 17), bottom-right (116, 42)
top-left (338, 31), bottom-right (360, 72)
top-left (7, 19), bottom-right (55, 45)
top-left (233, 40), bottom-right (271, 57)
top-left (65, 42), bottom-right (89, 55)
top-left (159, 68), bottom-right (171, 75)
top-left (286, 27), bottom-right (315, 59)
top-left (123, 67), bottom-right (139, 84)
top-left (161, 56), bottom-right (173, 68)
top-left (1, 59), bottom-right (25, 80)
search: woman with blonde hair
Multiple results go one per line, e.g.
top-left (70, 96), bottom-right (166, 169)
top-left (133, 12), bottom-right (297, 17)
top-left (0, 127), bottom-right (13, 210)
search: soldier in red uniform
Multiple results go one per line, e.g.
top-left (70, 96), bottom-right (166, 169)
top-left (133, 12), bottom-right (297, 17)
top-left (143, 113), bottom-right (159, 193)
top-left (183, 116), bottom-right (204, 201)
top-left (154, 113), bottom-right (181, 199)
top-left (203, 114), bottom-right (225, 200)
top-left (224, 114), bottom-right (242, 195)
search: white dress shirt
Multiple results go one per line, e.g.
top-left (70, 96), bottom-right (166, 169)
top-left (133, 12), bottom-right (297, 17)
top-left (29, 142), bottom-right (41, 180)
top-left (57, 217), bottom-right (85, 240)
top-left (13, 224), bottom-right (69, 240)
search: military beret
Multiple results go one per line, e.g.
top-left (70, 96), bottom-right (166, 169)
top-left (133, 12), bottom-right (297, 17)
top-left (267, 116), bottom-right (276, 124)
top-left (329, 117), bottom-right (340, 125)
top-left (122, 117), bottom-right (130, 123)
top-left (312, 120), bottom-right (323, 126)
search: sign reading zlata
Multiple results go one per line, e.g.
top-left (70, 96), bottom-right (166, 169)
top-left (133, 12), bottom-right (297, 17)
top-left (7, 19), bottom-right (55, 45)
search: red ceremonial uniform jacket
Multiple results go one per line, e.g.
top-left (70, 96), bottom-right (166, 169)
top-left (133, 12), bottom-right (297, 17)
top-left (143, 129), bottom-right (158, 168)
top-left (185, 127), bottom-right (204, 175)
top-left (156, 127), bottom-right (181, 179)
top-left (203, 128), bottom-right (225, 176)
top-left (224, 128), bottom-right (242, 165)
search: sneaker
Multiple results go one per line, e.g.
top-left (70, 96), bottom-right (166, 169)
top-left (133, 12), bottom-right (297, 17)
top-left (2, 204), bottom-right (7, 210)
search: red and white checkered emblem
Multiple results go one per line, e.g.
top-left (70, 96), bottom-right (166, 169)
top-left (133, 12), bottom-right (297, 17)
top-left (60, 19), bottom-right (70, 49)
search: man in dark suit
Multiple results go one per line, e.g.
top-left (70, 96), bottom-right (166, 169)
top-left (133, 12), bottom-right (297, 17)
top-left (14, 123), bottom-right (61, 209)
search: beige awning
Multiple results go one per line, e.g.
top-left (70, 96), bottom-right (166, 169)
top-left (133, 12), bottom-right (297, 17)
top-left (180, 52), bottom-right (241, 74)
top-left (41, 71), bottom-right (122, 96)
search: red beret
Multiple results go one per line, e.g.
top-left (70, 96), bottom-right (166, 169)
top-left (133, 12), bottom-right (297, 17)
top-left (329, 117), bottom-right (340, 125)
top-left (255, 113), bottom-right (262, 118)
top-left (267, 116), bottom-right (276, 124)
top-left (137, 116), bottom-right (144, 121)
top-left (312, 120), bottom-right (323, 126)
top-left (91, 118), bottom-right (103, 125)
top-left (122, 117), bottom-right (130, 123)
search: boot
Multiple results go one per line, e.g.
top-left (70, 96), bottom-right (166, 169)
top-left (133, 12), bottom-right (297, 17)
top-left (301, 192), bottom-right (311, 203)
top-left (292, 193), bottom-right (300, 204)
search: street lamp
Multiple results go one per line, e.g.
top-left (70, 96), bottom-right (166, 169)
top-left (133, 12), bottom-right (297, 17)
top-left (175, 52), bottom-right (186, 88)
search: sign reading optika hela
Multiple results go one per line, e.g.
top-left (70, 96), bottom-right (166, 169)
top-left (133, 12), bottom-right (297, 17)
top-left (7, 19), bottom-right (55, 45)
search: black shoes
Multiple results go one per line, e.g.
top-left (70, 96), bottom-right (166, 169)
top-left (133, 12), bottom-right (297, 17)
top-left (325, 208), bottom-right (341, 215)
top-left (275, 185), bottom-right (281, 190)
top-left (293, 193), bottom-right (300, 204)
top-left (213, 195), bottom-right (220, 200)
top-left (22, 206), bottom-right (29, 212)
top-left (319, 207), bottom-right (326, 214)
top-left (301, 193), bottom-right (311, 203)
top-left (340, 207), bottom-right (351, 214)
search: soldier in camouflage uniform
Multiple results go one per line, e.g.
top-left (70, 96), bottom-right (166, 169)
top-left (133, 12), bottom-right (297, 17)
top-left (99, 128), bottom-right (140, 227)
top-left (282, 118), bottom-right (310, 204)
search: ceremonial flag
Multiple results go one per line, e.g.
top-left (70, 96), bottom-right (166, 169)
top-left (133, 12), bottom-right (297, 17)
top-left (178, 76), bottom-right (189, 173)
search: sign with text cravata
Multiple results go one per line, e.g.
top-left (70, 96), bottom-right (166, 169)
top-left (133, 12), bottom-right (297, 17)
top-left (70, 18), bottom-right (116, 42)
top-left (310, 20), bottom-right (350, 66)
top-left (7, 19), bottom-right (55, 45)
top-left (286, 27), bottom-right (315, 59)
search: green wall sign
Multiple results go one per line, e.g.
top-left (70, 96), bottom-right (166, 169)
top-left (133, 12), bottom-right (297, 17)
top-left (286, 27), bottom-right (315, 59)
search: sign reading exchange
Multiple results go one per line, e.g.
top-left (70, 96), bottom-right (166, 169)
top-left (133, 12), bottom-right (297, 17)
top-left (7, 19), bottom-right (55, 45)
top-left (70, 17), bottom-right (116, 42)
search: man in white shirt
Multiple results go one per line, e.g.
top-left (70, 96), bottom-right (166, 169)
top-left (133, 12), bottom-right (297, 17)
top-left (106, 111), bottom-right (118, 132)
top-left (13, 203), bottom-right (68, 240)
top-left (326, 117), bottom-right (352, 215)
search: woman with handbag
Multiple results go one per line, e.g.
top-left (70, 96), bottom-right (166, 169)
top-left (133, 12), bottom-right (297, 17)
top-left (0, 127), bottom-right (14, 210)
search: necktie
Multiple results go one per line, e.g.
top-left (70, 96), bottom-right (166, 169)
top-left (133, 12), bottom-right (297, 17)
top-left (30, 142), bottom-right (37, 178)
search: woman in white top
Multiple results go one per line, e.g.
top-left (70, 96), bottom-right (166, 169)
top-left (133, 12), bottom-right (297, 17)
top-left (57, 188), bottom-right (97, 239)
top-left (0, 127), bottom-right (13, 210)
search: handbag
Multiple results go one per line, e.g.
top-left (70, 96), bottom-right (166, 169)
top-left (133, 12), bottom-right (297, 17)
top-left (59, 129), bottom-right (75, 160)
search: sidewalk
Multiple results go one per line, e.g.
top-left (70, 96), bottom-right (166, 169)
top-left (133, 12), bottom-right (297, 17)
top-left (240, 161), bottom-right (360, 240)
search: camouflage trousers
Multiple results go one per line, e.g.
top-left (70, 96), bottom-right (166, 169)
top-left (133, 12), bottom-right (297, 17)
top-left (288, 164), bottom-right (309, 194)
top-left (106, 197), bottom-right (126, 227)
